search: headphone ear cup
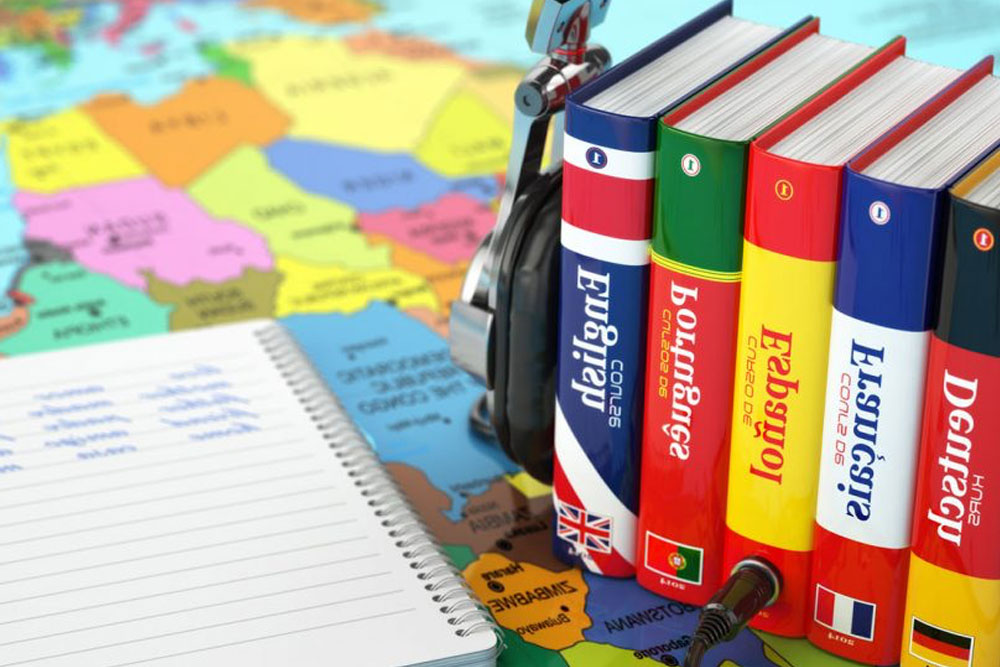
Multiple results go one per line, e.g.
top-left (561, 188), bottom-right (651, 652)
top-left (492, 170), bottom-right (562, 484)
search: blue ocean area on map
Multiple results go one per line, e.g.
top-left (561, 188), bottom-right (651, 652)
top-left (0, 2), bottom-right (355, 117)
top-left (282, 303), bottom-right (519, 520)
top-left (582, 572), bottom-right (777, 666)
top-left (0, 0), bottom-right (990, 119)
top-left (265, 140), bottom-right (498, 214)
top-left (0, 140), bottom-right (28, 316)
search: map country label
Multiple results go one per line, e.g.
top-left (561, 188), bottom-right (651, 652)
top-left (82, 78), bottom-right (290, 186)
top-left (16, 177), bottom-right (274, 290)
top-left (345, 29), bottom-right (472, 65)
top-left (0, 261), bottom-right (169, 356)
top-left (190, 146), bottom-right (387, 268)
top-left (226, 36), bottom-right (466, 152)
top-left (416, 90), bottom-right (511, 177)
top-left (4, 110), bottom-right (146, 193)
top-left (146, 268), bottom-right (282, 330)
top-left (265, 139), bottom-right (498, 214)
top-left (275, 255), bottom-right (437, 316)
top-left (244, 0), bottom-right (382, 24)
top-left (281, 305), bottom-right (519, 520)
top-left (359, 193), bottom-right (494, 265)
top-left (582, 572), bottom-right (780, 666)
top-left (374, 237), bottom-right (468, 317)
top-left (387, 462), bottom-right (569, 574)
top-left (465, 552), bottom-right (590, 651)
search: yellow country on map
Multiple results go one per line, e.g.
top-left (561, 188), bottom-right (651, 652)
top-left (464, 552), bottom-right (589, 651)
top-left (189, 146), bottom-right (388, 268)
top-left (416, 90), bottom-right (511, 177)
top-left (275, 255), bottom-right (438, 316)
top-left (226, 36), bottom-right (468, 152)
top-left (4, 109), bottom-right (146, 193)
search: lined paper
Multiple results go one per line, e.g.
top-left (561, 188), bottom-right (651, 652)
top-left (0, 321), bottom-right (496, 667)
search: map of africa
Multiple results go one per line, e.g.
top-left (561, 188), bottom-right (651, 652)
top-left (0, 1), bottom-right (992, 665)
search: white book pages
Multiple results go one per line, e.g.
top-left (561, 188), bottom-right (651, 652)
top-left (771, 58), bottom-right (960, 165)
top-left (674, 34), bottom-right (874, 141)
top-left (964, 157), bottom-right (1000, 206)
top-left (586, 16), bottom-right (781, 116)
top-left (0, 321), bottom-right (499, 667)
top-left (864, 77), bottom-right (1000, 189)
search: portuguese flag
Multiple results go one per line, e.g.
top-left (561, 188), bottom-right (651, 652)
top-left (644, 532), bottom-right (703, 585)
top-left (910, 618), bottom-right (974, 667)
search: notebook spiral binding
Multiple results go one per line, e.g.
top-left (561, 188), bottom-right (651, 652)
top-left (254, 325), bottom-right (505, 651)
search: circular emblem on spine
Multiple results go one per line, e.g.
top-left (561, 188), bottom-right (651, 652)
top-left (974, 227), bottom-right (995, 252)
top-left (681, 154), bottom-right (701, 177)
top-left (869, 201), bottom-right (891, 226)
top-left (775, 179), bottom-right (794, 201)
top-left (668, 552), bottom-right (687, 571)
top-left (586, 146), bottom-right (608, 170)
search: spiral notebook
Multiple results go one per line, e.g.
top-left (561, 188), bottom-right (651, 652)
top-left (0, 320), bottom-right (501, 667)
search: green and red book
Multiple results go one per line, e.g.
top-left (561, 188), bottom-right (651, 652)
top-left (636, 17), bottom-right (879, 607)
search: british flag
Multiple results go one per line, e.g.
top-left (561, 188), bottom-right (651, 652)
top-left (557, 500), bottom-right (613, 554)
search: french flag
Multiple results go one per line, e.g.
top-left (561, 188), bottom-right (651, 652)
top-left (814, 585), bottom-right (876, 641)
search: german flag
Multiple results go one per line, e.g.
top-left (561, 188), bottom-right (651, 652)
top-left (910, 617), bottom-right (974, 667)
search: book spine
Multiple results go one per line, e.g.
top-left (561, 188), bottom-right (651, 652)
top-left (636, 127), bottom-right (746, 604)
top-left (724, 146), bottom-right (843, 637)
top-left (809, 175), bottom-right (946, 665)
top-left (901, 198), bottom-right (1000, 667)
top-left (553, 110), bottom-right (654, 577)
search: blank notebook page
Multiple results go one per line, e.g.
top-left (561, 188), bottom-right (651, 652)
top-left (0, 321), bottom-right (497, 667)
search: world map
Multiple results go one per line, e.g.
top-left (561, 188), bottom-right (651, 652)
top-left (0, 1), bottom-right (992, 666)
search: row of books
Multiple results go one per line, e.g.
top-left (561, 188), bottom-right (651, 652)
top-left (551, 2), bottom-right (1000, 665)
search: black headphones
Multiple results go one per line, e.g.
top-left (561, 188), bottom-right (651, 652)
top-left (449, 1), bottom-right (611, 483)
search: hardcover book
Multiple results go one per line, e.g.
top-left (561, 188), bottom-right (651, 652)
top-left (638, 18), bottom-right (874, 606)
top-left (723, 37), bottom-right (966, 638)
top-left (811, 59), bottom-right (1000, 664)
top-left (554, 0), bottom-right (793, 577)
top-left (902, 142), bottom-right (1000, 667)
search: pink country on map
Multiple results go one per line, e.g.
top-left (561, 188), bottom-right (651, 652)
top-left (103, 0), bottom-right (155, 45)
top-left (357, 192), bottom-right (495, 264)
top-left (15, 177), bottom-right (273, 290)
